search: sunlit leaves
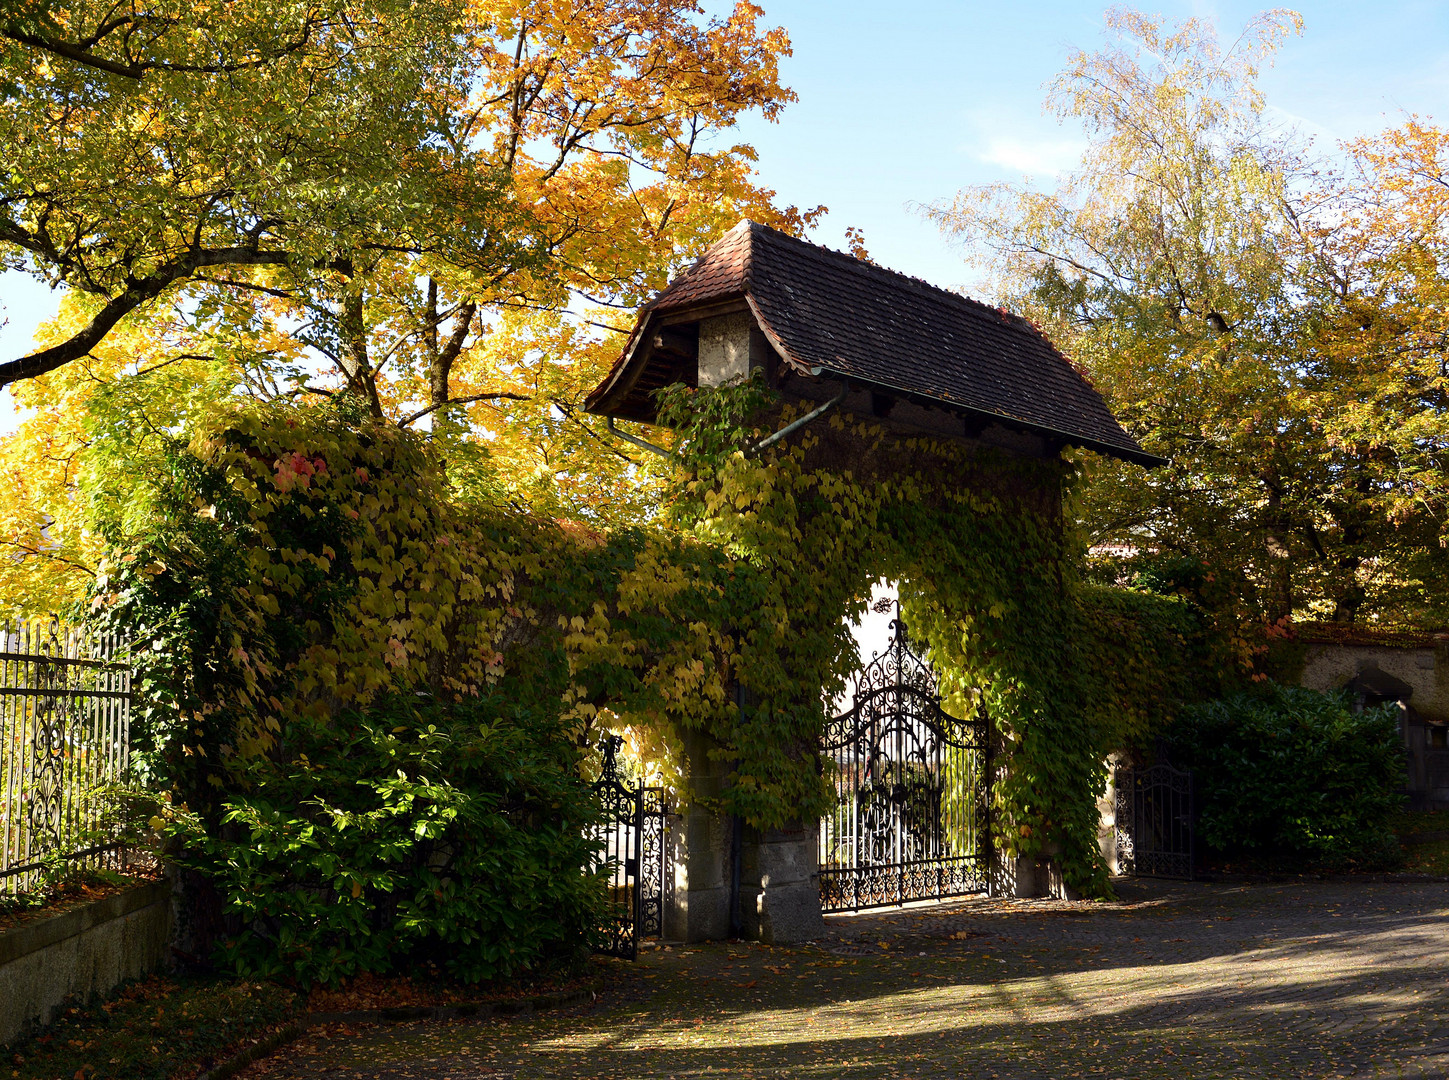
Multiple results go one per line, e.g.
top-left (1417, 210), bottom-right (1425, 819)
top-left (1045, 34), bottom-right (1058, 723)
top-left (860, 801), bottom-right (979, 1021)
top-left (930, 7), bottom-right (1449, 633)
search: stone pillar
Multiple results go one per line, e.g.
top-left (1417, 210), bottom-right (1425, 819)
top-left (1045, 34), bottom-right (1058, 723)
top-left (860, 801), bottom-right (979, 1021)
top-left (664, 723), bottom-right (827, 944)
top-left (738, 823), bottom-right (826, 944)
top-left (1098, 757), bottom-right (1121, 876)
top-left (991, 847), bottom-right (1077, 900)
top-left (663, 728), bottom-right (733, 942)
top-left (697, 312), bottom-right (771, 388)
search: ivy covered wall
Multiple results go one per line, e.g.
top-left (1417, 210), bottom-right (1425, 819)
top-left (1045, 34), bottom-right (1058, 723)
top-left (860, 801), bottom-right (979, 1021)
top-left (95, 388), bottom-right (1210, 923)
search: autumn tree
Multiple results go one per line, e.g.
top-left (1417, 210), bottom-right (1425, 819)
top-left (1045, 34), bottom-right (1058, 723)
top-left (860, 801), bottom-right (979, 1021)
top-left (930, 7), bottom-right (1449, 632)
top-left (0, 0), bottom-right (816, 615)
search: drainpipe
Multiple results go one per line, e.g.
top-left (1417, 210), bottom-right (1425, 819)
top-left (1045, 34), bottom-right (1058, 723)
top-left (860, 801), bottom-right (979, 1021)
top-left (607, 415), bottom-right (673, 460)
top-left (728, 681), bottom-right (746, 940)
top-left (749, 383), bottom-right (849, 456)
top-left (728, 812), bottom-right (743, 940)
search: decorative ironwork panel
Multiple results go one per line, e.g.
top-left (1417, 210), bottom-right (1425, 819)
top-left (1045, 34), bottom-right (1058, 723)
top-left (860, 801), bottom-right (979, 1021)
top-left (590, 736), bottom-right (641, 959)
top-left (0, 618), bottom-right (131, 894)
top-left (1115, 763), bottom-right (1194, 880)
top-left (1115, 773), bottom-right (1136, 875)
top-left (819, 608), bottom-right (991, 912)
top-left (639, 785), bottom-right (668, 938)
top-left (589, 737), bottom-right (669, 959)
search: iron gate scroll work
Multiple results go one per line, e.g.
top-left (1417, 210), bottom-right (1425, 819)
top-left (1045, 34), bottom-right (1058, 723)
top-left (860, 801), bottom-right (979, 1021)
top-left (590, 736), bottom-right (667, 960)
top-left (1115, 762), bottom-right (1195, 879)
top-left (819, 608), bottom-right (991, 912)
top-left (2, 618), bottom-right (131, 894)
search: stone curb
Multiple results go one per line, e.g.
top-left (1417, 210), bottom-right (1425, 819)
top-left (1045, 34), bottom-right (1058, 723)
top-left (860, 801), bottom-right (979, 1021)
top-left (0, 880), bottom-right (170, 967)
top-left (195, 983), bottom-right (601, 1080)
top-left (196, 1022), bottom-right (305, 1080)
top-left (1198, 870), bottom-right (1449, 884)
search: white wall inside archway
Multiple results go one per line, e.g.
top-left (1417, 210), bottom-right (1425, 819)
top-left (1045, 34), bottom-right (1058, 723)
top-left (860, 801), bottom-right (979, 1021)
top-left (830, 578), bottom-right (899, 715)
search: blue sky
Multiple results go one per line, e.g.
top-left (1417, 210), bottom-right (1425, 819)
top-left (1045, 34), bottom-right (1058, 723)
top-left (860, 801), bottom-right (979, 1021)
top-left (730, 0), bottom-right (1449, 290)
top-left (3, 2), bottom-right (1448, 404)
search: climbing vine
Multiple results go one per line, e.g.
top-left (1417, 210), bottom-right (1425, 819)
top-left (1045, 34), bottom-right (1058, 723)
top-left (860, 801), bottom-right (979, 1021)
top-left (645, 378), bottom-right (1215, 897)
top-left (95, 386), bottom-right (1213, 916)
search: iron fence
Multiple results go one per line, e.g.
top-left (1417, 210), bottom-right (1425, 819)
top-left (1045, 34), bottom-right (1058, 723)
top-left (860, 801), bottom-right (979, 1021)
top-left (0, 618), bottom-right (132, 893)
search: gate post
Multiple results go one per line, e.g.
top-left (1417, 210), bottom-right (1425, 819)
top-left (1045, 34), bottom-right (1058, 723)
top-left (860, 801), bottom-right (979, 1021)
top-left (664, 727), bottom-right (733, 942)
top-left (1098, 755), bottom-right (1123, 876)
top-left (738, 822), bottom-right (826, 944)
top-left (666, 728), bottom-right (827, 944)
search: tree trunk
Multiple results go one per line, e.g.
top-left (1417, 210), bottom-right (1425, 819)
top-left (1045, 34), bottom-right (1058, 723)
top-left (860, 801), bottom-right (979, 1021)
top-left (333, 260), bottom-right (384, 419)
top-left (425, 281), bottom-right (476, 439)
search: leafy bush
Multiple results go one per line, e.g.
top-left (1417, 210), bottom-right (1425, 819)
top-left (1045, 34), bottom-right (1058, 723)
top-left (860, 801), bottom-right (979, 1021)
top-left (179, 693), bottom-right (605, 986)
top-left (1167, 683), bottom-right (1406, 865)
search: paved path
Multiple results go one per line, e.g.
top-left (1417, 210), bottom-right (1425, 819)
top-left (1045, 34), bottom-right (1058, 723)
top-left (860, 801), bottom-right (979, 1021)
top-left (242, 880), bottom-right (1449, 1079)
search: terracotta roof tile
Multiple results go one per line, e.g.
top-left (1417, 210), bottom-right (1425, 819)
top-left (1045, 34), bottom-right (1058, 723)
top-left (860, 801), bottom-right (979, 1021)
top-left (590, 220), bottom-right (1160, 465)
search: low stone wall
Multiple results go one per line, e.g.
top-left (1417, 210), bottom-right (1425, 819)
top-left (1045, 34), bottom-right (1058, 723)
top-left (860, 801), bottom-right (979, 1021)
top-left (0, 880), bottom-right (172, 1046)
top-left (1297, 635), bottom-right (1449, 809)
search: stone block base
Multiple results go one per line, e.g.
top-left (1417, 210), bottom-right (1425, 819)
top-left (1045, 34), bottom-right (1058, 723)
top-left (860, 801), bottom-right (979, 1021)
top-left (992, 852), bottom-right (1080, 900)
top-left (664, 803), bottom-right (733, 943)
top-left (739, 824), bottom-right (825, 944)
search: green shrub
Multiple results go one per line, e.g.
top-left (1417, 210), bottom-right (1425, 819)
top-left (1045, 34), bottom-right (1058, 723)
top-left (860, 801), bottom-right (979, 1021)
top-left (178, 693), bottom-right (605, 986)
top-left (1167, 683), bottom-right (1406, 865)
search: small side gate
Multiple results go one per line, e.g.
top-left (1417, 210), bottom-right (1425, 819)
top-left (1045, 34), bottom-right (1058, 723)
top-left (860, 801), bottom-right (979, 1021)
top-left (590, 736), bottom-right (668, 959)
top-left (1115, 761), bottom-right (1195, 879)
top-left (819, 610), bottom-right (991, 911)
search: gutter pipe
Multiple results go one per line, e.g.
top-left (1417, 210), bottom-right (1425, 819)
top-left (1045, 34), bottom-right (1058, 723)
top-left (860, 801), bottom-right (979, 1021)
top-left (750, 382), bottom-right (849, 456)
top-left (607, 415), bottom-right (674, 460)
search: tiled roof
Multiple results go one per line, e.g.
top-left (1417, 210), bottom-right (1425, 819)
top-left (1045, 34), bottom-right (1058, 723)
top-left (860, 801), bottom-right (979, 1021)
top-left (590, 220), bottom-right (1161, 465)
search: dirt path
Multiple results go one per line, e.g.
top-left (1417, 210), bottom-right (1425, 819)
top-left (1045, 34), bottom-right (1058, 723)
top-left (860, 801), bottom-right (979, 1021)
top-left (240, 880), bottom-right (1449, 1079)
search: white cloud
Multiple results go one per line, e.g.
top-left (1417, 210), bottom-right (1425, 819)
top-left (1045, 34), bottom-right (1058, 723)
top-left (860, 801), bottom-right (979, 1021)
top-left (975, 133), bottom-right (1088, 178)
top-left (956, 103), bottom-right (1087, 182)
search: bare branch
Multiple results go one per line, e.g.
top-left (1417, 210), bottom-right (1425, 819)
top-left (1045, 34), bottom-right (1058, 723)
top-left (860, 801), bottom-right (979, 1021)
top-left (0, 248), bottom-right (288, 388)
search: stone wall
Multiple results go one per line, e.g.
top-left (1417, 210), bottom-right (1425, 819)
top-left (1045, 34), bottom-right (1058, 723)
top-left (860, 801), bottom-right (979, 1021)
top-left (0, 880), bottom-right (172, 1046)
top-left (1297, 634), bottom-right (1449, 810)
top-left (1299, 639), bottom-right (1449, 724)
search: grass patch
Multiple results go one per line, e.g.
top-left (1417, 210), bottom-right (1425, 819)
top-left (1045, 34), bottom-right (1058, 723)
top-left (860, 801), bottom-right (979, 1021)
top-left (6, 975), bottom-right (297, 1080)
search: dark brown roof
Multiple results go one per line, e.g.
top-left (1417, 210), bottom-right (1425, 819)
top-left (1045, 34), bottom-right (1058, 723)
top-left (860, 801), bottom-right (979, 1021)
top-left (588, 220), bottom-right (1162, 466)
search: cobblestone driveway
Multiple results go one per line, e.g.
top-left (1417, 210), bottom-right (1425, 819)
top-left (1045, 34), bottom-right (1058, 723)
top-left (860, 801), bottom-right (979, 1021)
top-left (243, 880), bottom-right (1449, 1079)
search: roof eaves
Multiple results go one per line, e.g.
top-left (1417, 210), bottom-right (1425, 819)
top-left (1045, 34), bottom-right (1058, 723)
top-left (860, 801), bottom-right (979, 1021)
top-left (744, 293), bottom-right (813, 376)
top-left (584, 306), bottom-right (658, 412)
top-left (812, 365), bottom-right (1168, 468)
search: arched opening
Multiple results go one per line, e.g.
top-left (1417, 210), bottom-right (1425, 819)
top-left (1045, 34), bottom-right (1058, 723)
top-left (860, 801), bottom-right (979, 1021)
top-left (585, 220), bottom-right (1161, 943)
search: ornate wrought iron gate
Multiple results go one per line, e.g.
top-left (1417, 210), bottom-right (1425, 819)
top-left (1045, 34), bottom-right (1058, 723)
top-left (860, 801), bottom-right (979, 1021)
top-left (1115, 762), bottom-right (1195, 879)
top-left (2, 618), bottom-right (131, 894)
top-left (819, 611), bottom-right (991, 911)
top-left (590, 736), bottom-right (668, 959)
